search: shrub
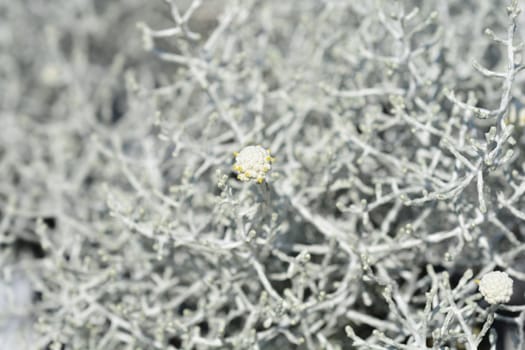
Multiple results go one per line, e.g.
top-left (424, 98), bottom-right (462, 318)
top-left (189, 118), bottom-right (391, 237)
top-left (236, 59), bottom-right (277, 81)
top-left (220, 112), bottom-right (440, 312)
top-left (1, 0), bottom-right (525, 349)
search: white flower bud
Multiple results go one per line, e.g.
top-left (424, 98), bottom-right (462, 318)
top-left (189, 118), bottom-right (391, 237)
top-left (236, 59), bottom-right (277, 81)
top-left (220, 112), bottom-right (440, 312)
top-left (478, 271), bottom-right (513, 304)
top-left (232, 145), bottom-right (274, 183)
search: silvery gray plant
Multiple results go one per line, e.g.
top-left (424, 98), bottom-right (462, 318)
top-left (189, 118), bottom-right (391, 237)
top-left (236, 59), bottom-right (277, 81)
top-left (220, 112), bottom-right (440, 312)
top-left (1, 0), bottom-right (525, 349)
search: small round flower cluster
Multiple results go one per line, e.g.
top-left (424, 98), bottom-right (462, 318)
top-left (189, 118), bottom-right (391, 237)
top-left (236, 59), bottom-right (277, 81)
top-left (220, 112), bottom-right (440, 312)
top-left (232, 145), bottom-right (274, 183)
top-left (478, 271), bottom-right (513, 305)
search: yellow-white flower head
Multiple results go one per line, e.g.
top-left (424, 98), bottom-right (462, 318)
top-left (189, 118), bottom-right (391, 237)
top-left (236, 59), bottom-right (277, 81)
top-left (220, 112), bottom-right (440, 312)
top-left (478, 271), bottom-right (513, 305)
top-left (232, 145), bottom-right (274, 183)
